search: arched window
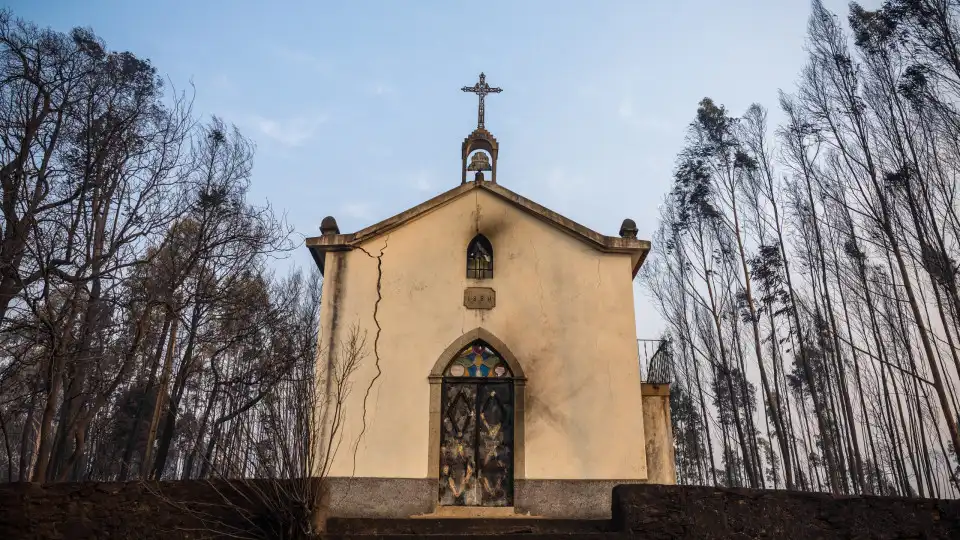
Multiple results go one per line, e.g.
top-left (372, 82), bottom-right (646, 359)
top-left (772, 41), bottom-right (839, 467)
top-left (444, 340), bottom-right (512, 378)
top-left (466, 234), bottom-right (493, 279)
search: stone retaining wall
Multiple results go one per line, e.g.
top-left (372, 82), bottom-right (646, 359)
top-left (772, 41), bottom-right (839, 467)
top-left (0, 479), bottom-right (320, 539)
top-left (613, 484), bottom-right (960, 539)
top-left (2, 480), bottom-right (959, 538)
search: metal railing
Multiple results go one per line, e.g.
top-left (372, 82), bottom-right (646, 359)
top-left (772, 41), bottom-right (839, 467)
top-left (638, 338), bottom-right (672, 385)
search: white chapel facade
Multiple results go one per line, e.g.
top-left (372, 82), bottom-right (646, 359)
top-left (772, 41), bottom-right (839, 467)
top-left (306, 74), bottom-right (674, 519)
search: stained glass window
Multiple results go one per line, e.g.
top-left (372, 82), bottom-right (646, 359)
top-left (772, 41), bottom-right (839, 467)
top-left (466, 235), bottom-right (493, 279)
top-left (444, 341), bottom-right (512, 378)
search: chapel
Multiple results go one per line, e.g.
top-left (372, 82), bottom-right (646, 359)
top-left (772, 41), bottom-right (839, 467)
top-left (306, 74), bottom-right (674, 519)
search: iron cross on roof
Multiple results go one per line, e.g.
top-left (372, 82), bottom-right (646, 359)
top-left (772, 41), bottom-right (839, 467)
top-left (461, 73), bottom-right (502, 130)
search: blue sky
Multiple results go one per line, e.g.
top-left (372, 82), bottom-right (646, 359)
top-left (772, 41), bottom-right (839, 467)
top-left (9, 0), bottom-right (877, 338)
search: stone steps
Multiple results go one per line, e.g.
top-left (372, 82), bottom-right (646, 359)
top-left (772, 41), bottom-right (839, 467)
top-left (324, 517), bottom-right (617, 536)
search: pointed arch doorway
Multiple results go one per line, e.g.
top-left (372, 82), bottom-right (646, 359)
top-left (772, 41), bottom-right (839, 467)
top-left (429, 329), bottom-right (525, 508)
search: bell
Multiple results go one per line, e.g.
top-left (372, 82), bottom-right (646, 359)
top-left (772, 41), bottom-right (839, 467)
top-left (467, 151), bottom-right (492, 171)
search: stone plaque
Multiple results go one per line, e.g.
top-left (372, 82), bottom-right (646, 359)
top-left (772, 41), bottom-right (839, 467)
top-left (464, 287), bottom-right (496, 310)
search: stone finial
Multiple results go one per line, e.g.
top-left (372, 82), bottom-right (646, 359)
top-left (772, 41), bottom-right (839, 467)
top-left (619, 218), bottom-right (638, 239)
top-left (320, 216), bottom-right (340, 236)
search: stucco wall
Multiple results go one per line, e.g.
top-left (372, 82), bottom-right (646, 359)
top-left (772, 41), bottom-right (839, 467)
top-left (641, 383), bottom-right (676, 485)
top-left (317, 188), bottom-right (646, 481)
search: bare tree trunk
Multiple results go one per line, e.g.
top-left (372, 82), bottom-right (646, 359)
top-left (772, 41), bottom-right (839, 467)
top-left (17, 388), bottom-right (38, 481)
top-left (151, 300), bottom-right (203, 479)
top-left (698, 242), bottom-right (758, 487)
top-left (728, 193), bottom-right (794, 489)
top-left (800, 167), bottom-right (864, 492)
top-left (31, 295), bottom-right (84, 481)
top-left (141, 312), bottom-right (179, 479)
top-left (120, 313), bottom-right (172, 480)
top-left (183, 383), bottom-right (220, 479)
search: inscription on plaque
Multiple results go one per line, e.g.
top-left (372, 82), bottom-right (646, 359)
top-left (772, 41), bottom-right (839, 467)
top-left (464, 287), bottom-right (496, 310)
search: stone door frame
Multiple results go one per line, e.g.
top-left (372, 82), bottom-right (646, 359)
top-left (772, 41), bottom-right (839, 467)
top-left (427, 328), bottom-right (526, 497)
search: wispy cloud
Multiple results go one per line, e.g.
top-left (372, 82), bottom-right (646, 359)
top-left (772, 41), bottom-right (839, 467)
top-left (246, 114), bottom-right (327, 147)
top-left (367, 146), bottom-right (394, 159)
top-left (616, 95), bottom-right (679, 136)
top-left (209, 73), bottom-right (235, 94)
top-left (269, 45), bottom-right (334, 75)
top-left (415, 176), bottom-right (431, 192)
top-left (410, 169), bottom-right (435, 192)
top-left (341, 202), bottom-right (375, 221)
top-left (544, 166), bottom-right (588, 201)
top-left (367, 82), bottom-right (395, 96)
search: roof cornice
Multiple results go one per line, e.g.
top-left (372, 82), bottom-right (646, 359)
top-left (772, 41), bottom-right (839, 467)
top-left (306, 181), bottom-right (650, 277)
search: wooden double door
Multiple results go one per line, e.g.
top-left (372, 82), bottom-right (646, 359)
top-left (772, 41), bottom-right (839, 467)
top-left (438, 380), bottom-right (514, 506)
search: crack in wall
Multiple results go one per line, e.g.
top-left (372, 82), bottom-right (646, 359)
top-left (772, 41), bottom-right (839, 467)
top-left (351, 236), bottom-right (389, 476)
top-left (473, 190), bottom-right (482, 233)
